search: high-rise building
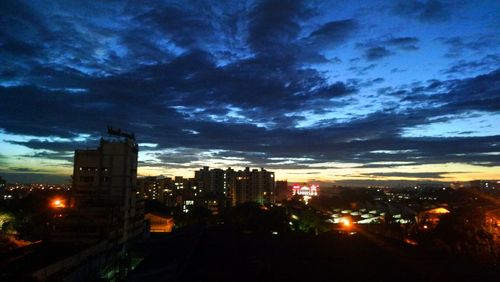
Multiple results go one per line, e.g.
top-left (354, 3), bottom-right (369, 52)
top-left (194, 166), bottom-right (211, 194)
top-left (210, 169), bottom-right (225, 195)
top-left (194, 167), bottom-right (228, 212)
top-left (194, 167), bottom-right (225, 196)
top-left (173, 176), bottom-right (197, 211)
top-left (0, 176), bottom-right (5, 190)
top-left (53, 129), bottom-right (144, 243)
top-left (194, 166), bottom-right (275, 207)
top-left (137, 176), bottom-right (175, 205)
top-left (225, 167), bottom-right (236, 206)
top-left (228, 167), bottom-right (275, 206)
top-left (137, 175), bottom-right (199, 210)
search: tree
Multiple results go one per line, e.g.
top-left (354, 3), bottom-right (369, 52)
top-left (434, 207), bottom-right (497, 262)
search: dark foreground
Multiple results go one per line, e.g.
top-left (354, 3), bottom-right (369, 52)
top-left (127, 226), bottom-right (499, 282)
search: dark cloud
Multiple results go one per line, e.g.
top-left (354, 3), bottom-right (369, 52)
top-left (390, 68), bottom-right (407, 73)
top-left (437, 35), bottom-right (500, 58)
top-left (360, 172), bottom-right (446, 179)
top-left (136, 3), bottom-right (216, 49)
top-left (392, 0), bottom-right (452, 22)
top-left (433, 68), bottom-right (500, 113)
top-left (442, 54), bottom-right (500, 75)
top-left (5, 68), bottom-right (498, 170)
top-left (349, 63), bottom-right (377, 75)
top-left (385, 37), bottom-right (419, 50)
top-left (5, 139), bottom-right (97, 152)
top-left (0, 172), bottom-right (69, 184)
top-left (364, 46), bottom-right (393, 61)
top-left (8, 167), bottom-right (43, 172)
top-left (306, 19), bottom-right (358, 49)
top-left (20, 151), bottom-right (73, 162)
top-left (0, 0), bottom-right (498, 183)
top-left (247, 0), bottom-right (305, 57)
top-left (356, 37), bottom-right (419, 61)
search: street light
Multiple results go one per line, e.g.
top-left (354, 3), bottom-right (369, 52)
top-left (340, 217), bottom-right (351, 227)
top-left (51, 198), bottom-right (66, 208)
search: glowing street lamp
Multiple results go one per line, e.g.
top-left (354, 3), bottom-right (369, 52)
top-left (51, 198), bottom-right (66, 208)
top-left (340, 217), bottom-right (351, 227)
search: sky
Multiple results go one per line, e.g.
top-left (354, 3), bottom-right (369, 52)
top-left (0, 0), bottom-right (499, 185)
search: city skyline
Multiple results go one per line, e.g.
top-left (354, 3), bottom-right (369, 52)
top-left (1, 0), bottom-right (499, 185)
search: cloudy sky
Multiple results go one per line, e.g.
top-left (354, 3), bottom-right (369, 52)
top-left (0, 0), bottom-right (499, 185)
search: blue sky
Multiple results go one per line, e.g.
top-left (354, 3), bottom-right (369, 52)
top-left (0, 0), bottom-right (499, 185)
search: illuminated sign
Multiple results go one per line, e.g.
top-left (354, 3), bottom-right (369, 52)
top-left (292, 184), bottom-right (319, 196)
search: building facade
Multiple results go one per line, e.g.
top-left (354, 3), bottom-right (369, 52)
top-left (53, 130), bottom-right (144, 244)
top-left (275, 180), bottom-right (289, 202)
top-left (227, 167), bottom-right (275, 206)
top-left (0, 176), bottom-right (5, 194)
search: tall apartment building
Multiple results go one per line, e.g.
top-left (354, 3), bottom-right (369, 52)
top-left (137, 176), bottom-right (198, 210)
top-left (54, 129), bottom-right (144, 243)
top-left (137, 176), bottom-right (175, 205)
top-left (194, 166), bottom-right (225, 196)
top-left (173, 176), bottom-right (198, 211)
top-left (252, 167), bottom-right (275, 204)
top-left (0, 176), bottom-right (5, 194)
top-left (225, 167), bottom-right (275, 206)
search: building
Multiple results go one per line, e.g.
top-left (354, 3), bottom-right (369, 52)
top-left (137, 176), bottom-right (162, 201)
top-left (138, 166), bottom-right (276, 212)
top-left (194, 166), bottom-right (276, 207)
top-left (0, 176), bottom-right (6, 194)
top-left (275, 180), bottom-right (289, 202)
top-left (194, 166), bottom-right (210, 193)
top-left (194, 166), bottom-right (225, 196)
top-left (292, 184), bottom-right (319, 204)
top-left (228, 167), bottom-right (275, 206)
top-left (137, 176), bottom-right (176, 206)
top-left (485, 208), bottom-right (500, 246)
top-left (9, 129), bottom-right (148, 281)
top-left (416, 207), bottom-right (450, 231)
top-left (144, 212), bottom-right (174, 233)
top-left (194, 167), bottom-right (228, 212)
top-left (137, 175), bottom-right (199, 211)
top-left (53, 128), bottom-right (144, 244)
top-left (173, 176), bottom-right (198, 212)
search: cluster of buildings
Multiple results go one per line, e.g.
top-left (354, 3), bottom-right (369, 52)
top-left (137, 166), bottom-right (280, 214)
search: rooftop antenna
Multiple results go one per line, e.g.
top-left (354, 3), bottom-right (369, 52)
top-left (107, 126), bottom-right (135, 140)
